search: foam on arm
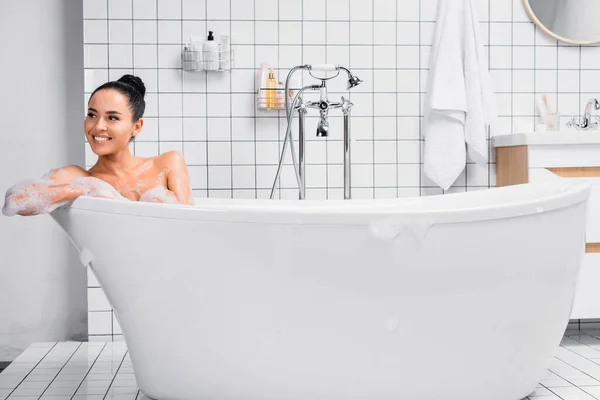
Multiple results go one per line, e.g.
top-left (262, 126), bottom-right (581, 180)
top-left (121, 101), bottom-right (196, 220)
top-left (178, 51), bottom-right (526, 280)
top-left (2, 168), bottom-right (127, 217)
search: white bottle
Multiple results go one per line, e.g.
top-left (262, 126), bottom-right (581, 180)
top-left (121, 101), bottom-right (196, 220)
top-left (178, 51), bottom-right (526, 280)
top-left (219, 35), bottom-right (230, 70)
top-left (203, 31), bottom-right (218, 71)
top-left (257, 63), bottom-right (269, 106)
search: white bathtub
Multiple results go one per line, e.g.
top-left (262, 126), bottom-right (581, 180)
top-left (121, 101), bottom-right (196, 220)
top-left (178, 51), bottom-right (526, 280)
top-left (50, 180), bottom-right (590, 400)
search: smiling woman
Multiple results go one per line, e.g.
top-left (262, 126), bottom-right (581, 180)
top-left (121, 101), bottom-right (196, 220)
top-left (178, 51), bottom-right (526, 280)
top-left (2, 75), bottom-right (193, 217)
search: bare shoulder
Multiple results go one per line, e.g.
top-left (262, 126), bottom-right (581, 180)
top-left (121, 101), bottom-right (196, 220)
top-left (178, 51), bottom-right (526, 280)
top-left (156, 151), bottom-right (186, 170)
top-left (45, 165), bottom-right (90, 184)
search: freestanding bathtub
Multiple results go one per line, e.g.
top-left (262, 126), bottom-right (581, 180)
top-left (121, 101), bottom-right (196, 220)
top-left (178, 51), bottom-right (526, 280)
top-left (50, 180), bottom-right (590, 400)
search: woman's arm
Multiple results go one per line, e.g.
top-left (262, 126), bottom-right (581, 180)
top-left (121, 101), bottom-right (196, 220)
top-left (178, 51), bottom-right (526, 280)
top-left (163, 151), bottom-right (193, 205)
top-left (3, 165), bottom-right (88, 217)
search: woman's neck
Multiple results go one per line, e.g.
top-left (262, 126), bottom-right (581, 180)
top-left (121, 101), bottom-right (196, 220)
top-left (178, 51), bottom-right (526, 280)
top-left (92, 148), bottom-right (144, 176)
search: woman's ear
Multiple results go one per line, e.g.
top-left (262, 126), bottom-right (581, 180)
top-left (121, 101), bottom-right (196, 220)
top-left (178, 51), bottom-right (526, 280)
top-left (132, 118), bottom-right (144, 139)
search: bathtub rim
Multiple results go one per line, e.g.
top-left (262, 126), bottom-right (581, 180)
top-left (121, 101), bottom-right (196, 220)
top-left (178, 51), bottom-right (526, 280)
top-left (51, 181), bottom-right (591, 226)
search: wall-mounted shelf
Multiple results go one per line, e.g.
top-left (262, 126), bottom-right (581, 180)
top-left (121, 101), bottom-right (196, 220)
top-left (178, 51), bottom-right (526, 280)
top-left (256, 88), bottom-right (286, 111)
top-left (256, 87), bottom-right (303, 111)
top-left (182, 49), bottom-right (234, 72)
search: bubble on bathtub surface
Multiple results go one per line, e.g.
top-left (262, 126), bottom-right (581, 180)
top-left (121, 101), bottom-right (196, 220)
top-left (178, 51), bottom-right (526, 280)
top-left (409, 220), bottom-right (435, 242)
top-left (79, 248), bottom-right (93, 268)
top-left (139, 185), bottom-right (180, 204)
top-left (386, 317), bottom-right (400, 332)
top-left (536, 207), bottom-right (544, 213)
top-left (369, 220), bottom-right (405, 241)
top-left (369, 218), bottom-right (435, 243)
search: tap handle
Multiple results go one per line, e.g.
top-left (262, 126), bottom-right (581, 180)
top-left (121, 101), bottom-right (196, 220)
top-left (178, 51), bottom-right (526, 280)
top-left (310, 64), bottom-right (338, 72)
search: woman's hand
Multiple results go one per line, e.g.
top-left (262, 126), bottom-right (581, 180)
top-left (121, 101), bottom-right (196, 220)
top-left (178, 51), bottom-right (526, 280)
top-left (2, 179), bottom-right (82, 217)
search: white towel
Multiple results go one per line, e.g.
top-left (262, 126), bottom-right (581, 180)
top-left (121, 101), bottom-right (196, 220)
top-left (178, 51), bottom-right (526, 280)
top-left (423, 0), bottom-right (497, 191)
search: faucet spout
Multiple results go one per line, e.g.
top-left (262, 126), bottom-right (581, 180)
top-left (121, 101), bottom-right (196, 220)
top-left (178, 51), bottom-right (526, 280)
top-left (584, 98), bottom-right (600, 124)
top-left (567, 97), bottom-right (600, 131)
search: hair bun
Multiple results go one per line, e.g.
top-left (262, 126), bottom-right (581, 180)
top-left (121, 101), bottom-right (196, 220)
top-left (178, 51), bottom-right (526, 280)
top-left (117, 74), bottom-right (146, 98)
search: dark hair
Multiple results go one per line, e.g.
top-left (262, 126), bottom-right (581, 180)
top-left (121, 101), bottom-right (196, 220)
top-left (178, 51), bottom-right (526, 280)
top-left (89, 74), bottom-right (146, 121)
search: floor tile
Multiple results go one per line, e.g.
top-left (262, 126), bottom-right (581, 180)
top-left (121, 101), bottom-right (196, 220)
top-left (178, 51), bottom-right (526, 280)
top-left (7, 333), bottom-right (600, 399)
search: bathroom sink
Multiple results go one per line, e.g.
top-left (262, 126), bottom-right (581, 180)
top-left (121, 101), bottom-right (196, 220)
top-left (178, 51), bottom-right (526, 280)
top-left (492, 131), bottom-right (600, 148)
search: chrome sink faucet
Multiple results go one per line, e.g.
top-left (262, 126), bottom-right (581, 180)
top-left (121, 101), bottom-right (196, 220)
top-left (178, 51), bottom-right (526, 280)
top-left (567, 98), bottom-right (600, 131)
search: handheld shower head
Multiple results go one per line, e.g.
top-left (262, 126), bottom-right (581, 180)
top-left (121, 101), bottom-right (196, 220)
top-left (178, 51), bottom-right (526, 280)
top-left (337, 66), bottom-right (362, 90)
top-left (347, 74), bottom-right (362, 90)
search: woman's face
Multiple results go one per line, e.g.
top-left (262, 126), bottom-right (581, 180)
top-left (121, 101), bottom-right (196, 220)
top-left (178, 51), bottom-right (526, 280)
top-left (84, 89), bottom-right (143, 156)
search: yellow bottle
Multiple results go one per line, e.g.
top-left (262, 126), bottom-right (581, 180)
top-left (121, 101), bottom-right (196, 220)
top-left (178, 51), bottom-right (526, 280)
top-left (266, 68), bottom-right (276, 109)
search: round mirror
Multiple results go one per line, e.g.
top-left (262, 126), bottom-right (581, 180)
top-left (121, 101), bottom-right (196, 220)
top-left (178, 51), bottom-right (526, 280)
top-left (523, 0), bottom-right (600, 44)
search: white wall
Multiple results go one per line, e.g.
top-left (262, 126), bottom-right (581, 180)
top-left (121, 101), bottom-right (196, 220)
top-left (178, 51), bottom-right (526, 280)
top-left (0, 0), bottom-right (87, 361)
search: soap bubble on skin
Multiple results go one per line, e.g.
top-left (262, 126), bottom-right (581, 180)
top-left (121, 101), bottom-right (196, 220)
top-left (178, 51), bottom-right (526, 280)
top-left (164, 172), bottom-right (194, 205)
top-left (42, 167), bottom-right (71, 181)
top-left (2, 176), bottom-right (127, 217)
top-left (2, 178), bottom-right (57, 216)
top-left (3, 168), bottom-right (192, 216)
top-left (69, 177), bottom-right (127, 200)
top-left (117, 180), bottom-right (148, 197)
top-left (139, 185), bottom-right (179, 204)
top-left (156, 167), bottom-right (171, 182)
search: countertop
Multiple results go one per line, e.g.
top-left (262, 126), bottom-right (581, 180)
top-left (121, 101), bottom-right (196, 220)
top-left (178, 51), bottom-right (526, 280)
top-left (492, 131), bottom-right (600, 148)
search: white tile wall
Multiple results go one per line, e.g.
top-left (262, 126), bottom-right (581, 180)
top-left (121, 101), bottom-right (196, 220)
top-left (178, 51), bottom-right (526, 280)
top-left (83, 0), bottom-right (600, 338)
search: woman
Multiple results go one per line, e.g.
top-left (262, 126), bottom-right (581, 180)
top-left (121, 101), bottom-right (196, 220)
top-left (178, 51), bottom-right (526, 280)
top-left (2, 75), bottom-right (192, 217)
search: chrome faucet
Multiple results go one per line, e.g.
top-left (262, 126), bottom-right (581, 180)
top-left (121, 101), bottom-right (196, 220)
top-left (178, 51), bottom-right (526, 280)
top-left (567, 98), bottom-right (600, 131)
top-left (315, 83), bottom-right (330, 137)
top-left (270, 64), bottom-right (362, 200)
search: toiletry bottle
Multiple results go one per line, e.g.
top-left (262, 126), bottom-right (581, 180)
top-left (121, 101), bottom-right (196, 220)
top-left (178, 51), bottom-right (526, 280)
top-left (219, 35), bottom-right (230, 70)
top-left (190, 36), bottom-right (204, 50)
top-left (203, 31), bottom-right (218, 71)
top-left (266, 68), bottom-right (277, 109)
top-left (183, 43), bottom-right (192, 70)
top-left (258, 63), bottom-right (269, 107)
top-left (276, 81), bottom-right (284, 108)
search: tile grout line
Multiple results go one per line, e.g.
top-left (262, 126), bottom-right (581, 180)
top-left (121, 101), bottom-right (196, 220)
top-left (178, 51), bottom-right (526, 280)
top-left (2, 343), bottom-right (59, 399)
top-left (36, 342), bottom-right (83, 399)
